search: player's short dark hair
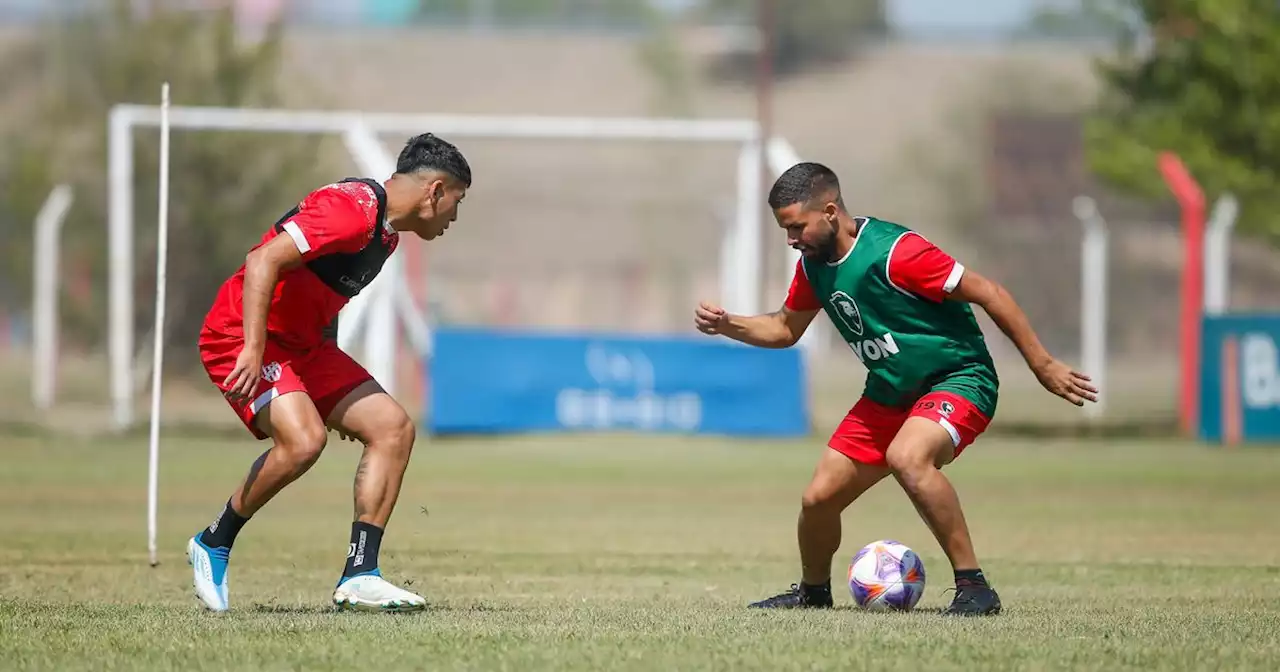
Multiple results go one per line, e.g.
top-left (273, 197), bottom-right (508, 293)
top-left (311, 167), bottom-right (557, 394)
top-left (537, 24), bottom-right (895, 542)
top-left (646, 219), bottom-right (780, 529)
top-left (768, 161), bottom-right (842, 211)
top-left (396, 133), bottom-right (472, 187)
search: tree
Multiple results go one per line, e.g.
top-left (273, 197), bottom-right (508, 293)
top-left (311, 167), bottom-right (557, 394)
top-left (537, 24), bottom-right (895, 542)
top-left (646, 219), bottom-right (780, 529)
top-left (1015, 0), bottom-right (1135, 40)
top-left (0, 1), bottom-right (335, 368)
top-left (1085, 0), bottom-right (1280, 240)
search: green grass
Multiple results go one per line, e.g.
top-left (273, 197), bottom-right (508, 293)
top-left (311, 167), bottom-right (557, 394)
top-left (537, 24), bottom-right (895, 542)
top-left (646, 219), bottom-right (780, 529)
top-left (3, 432), bottom-right (1280, 670)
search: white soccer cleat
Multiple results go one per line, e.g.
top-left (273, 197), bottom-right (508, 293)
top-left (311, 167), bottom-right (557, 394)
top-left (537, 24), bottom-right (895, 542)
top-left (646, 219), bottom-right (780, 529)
top-left (332, 573), bottom-right (426, 613)
top-left (187, 536), bottom-right (230, 612)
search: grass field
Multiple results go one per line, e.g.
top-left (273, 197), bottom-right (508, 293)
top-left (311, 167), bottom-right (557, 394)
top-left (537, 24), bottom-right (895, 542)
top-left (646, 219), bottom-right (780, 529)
top-left (3, 431), bottom-right (1280, 671)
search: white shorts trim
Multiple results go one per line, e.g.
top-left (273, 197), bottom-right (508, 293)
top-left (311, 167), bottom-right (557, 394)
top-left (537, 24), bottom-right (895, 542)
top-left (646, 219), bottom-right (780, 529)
top-left (936, 416), bottom-right (962, 448)
top-left (250, 387), bottom-right (279, 416)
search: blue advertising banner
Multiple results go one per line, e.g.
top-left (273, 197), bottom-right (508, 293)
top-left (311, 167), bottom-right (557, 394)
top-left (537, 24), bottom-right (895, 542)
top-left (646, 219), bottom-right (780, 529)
top-left (426, 327), bottom-right (809, 437)
top-left (1200, 314), bottom-right (1280, 443)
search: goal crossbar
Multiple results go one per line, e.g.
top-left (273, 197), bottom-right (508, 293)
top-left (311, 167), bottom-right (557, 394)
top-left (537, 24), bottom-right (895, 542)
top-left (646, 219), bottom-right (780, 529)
top-left (108, 104), bottom-right (808, 431)
top-left (111, 104), bottom-right (760, 142)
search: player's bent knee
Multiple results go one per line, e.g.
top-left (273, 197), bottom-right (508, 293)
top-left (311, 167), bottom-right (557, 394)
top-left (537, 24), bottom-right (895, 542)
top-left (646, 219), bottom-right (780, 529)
top-left (258, 391), bottom-right (330, 467)
top-left (885, 417), bottom-right (956, 475)
top-left (390, 413), bottom-right (416, 454)
top-left (800, 449), bottom-right (886, 512)
top-left (369, 409), bottom-right (416, 457)
top-left (800, 479), bottom-right (844, 513)
top-left (800, 489), bottom-right (832, 513)
top-left (884, 445), bottom-right (934, 476)
top-left (278, 423), bottom-right (328, 468)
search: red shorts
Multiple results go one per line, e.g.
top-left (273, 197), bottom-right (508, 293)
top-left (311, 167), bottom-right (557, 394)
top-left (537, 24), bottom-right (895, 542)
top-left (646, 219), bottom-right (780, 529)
top-left (828, 391), bottom-right (991, 467)
top-left (199, 332), bottom-right (373, 440)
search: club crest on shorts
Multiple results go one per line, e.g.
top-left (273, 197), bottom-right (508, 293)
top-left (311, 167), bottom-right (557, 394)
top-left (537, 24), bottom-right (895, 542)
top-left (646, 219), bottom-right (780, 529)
top-left (261, 362), bottom-right (283, 383)
top-left (829, 291), bottom-right (864, 336)
top-left (940, 401), bottom-right (955, 416)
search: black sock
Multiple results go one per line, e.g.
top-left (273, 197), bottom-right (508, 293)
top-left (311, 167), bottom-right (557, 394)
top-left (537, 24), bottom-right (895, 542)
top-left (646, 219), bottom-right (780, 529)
top-left (955, 568), bottom-right (988, 586)
top-left (801, 580), bottom-right (832, 594)
top-left (342, 521), bottom-right (384, 578)
top-left (198, 500), bottom-right (250, 549)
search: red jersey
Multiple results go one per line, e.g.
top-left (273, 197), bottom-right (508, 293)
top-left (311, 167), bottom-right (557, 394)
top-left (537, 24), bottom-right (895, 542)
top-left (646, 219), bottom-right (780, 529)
top-left (784, 231), bottom-right (962, 311)
top-left (201, 179), bottom-right (400, 351)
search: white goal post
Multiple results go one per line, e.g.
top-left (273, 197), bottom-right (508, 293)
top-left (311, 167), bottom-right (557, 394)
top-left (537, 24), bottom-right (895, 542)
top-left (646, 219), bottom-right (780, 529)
top-left (104, 104), bottom-right (818, 431)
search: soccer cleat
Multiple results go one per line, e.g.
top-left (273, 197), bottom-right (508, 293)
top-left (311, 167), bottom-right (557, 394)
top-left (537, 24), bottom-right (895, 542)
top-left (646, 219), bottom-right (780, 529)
top-left (187, 536), bottom-right (230, 612)
top-left (748, 582), bottom-right (834, 609)
top-left (942, 581), bottom-right (1002, 616)
top-left (332, 572), bottom-right (427, 613)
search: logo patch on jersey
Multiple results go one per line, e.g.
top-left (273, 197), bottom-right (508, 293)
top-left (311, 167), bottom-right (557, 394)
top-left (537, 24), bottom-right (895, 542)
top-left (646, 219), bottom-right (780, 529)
top-left (829, 291), bottom-right (864, 336)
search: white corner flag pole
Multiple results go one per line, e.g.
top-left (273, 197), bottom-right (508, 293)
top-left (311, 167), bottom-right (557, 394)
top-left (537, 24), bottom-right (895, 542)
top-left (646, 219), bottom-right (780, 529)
top-left (147, 82), bottom-right (172, 568)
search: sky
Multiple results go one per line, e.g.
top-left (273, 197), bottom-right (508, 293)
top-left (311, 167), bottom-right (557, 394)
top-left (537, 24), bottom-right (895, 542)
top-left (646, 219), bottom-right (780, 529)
top-left (0, 0), bottom-right (1051, 32)
top-left (888, 0), bottom-right (1043, 32)
top-left (644, 0), bottom-right (1048, 33)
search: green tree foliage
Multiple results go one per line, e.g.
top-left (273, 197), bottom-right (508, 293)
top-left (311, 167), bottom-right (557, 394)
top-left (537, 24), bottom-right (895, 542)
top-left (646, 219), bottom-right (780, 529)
top-left (0, 1), bottom-right (334, 365)
top-left (1086, 0), bottom-right (1280, 239)
top-left (1016, 0), bottom-right (1135, 40)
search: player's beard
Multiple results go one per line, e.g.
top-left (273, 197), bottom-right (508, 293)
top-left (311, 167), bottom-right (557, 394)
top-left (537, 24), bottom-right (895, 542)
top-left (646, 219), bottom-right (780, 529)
top-left (815, 221), bottom-right (839, 263)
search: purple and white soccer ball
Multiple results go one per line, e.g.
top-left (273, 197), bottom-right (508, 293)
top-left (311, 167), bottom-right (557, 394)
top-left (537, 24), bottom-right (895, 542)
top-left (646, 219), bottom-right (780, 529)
top-left (847, 539), bottom-right (926, 611)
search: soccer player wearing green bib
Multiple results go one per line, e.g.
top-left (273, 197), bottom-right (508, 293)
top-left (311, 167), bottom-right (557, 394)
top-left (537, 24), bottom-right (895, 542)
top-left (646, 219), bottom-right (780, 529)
top-left (694, 162), bottom-right (1097, 616)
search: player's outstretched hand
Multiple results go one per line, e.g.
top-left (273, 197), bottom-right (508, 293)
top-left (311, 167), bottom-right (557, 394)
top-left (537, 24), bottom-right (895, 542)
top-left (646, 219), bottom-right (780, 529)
top-left (694, 301), bottom-right (728, 335)
top-left (1033, 358), bottom-right (1099, 407)
top-left (223, 347), bottom-right (264, 403)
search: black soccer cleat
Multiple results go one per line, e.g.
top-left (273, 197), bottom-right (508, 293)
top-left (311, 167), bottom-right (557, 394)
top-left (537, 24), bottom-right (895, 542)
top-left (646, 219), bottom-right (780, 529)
top-left (748, 582), bottom-right (834, 609)
top-left (942, 581), bottom-right (1002, 616)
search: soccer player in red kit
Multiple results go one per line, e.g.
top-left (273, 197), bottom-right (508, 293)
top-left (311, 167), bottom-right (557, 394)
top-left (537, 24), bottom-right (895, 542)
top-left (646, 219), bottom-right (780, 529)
top-left (187, 133), bottom-right (471, 613)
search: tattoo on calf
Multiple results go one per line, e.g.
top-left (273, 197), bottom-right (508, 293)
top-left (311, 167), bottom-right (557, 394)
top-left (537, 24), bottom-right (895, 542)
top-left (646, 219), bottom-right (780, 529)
top-left (353, 452), bottom-right (371, 517)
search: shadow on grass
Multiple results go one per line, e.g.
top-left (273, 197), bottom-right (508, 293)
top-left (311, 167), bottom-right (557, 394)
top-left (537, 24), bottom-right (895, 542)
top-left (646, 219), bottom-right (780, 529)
top-left (249, 601), bottom-right (520, 616)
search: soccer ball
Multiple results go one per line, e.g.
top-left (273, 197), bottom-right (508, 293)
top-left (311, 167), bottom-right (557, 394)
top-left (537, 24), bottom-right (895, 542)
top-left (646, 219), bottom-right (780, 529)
top-left (847, 539), bottom-right (926, 611)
